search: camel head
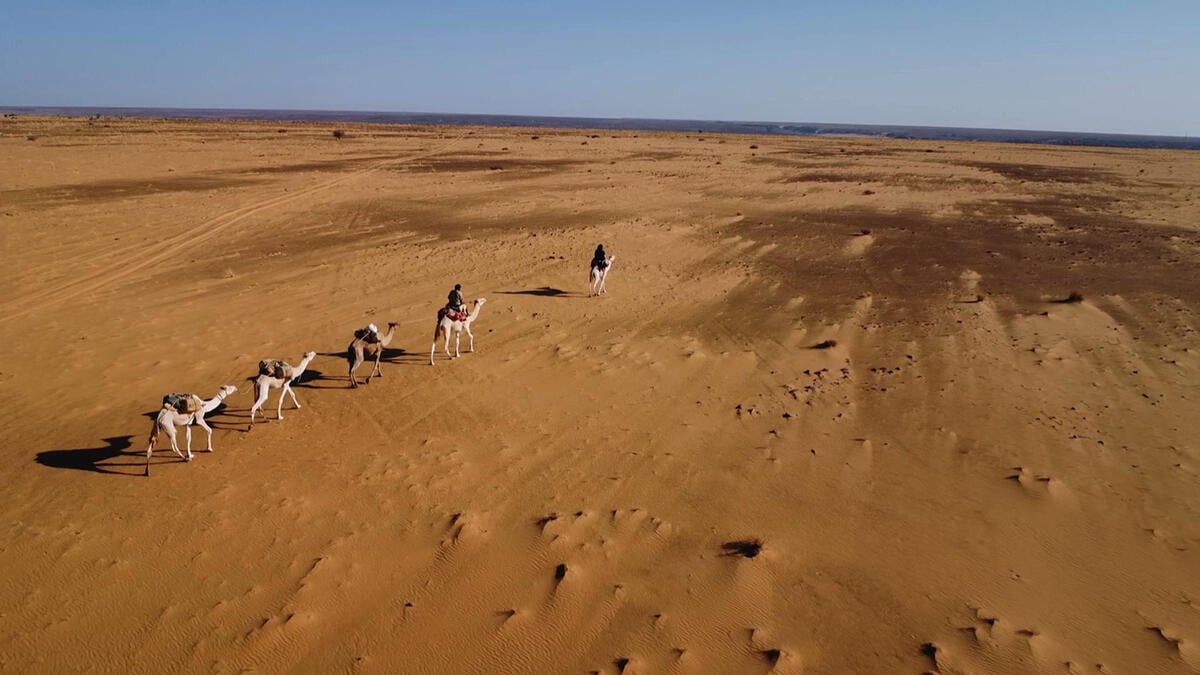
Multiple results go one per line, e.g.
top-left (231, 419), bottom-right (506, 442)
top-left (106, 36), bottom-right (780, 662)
top-left (302, 351), bottom-right (317, 360)
top-left (467, 298), bottom-right (487, 320)
top-left (219, 385), bottom-right (238, 397)
top-left (386, 322), bottom-right (398, 330)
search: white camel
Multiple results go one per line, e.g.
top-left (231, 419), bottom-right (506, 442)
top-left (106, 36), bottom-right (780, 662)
top-left (589, 256), bottom-right (615, 296)
top-left (347, 322), bottom-right (398, 388)
top-left (431, 298), bottom-right (486, 365)
top-left (249, 351), bottom-right (317, 427)
top-left (145, 384), bottom-right (238, 476)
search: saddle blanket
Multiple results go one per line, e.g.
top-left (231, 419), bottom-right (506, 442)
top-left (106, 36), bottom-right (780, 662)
top-left (439, 308), bottom-right (468, 322)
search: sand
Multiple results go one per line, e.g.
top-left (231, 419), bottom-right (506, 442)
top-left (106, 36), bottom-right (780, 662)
top-left (1, 115), bottom-right (1199, 674)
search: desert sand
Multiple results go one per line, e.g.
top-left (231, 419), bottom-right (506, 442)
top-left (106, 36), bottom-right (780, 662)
top-left (1, 115), bottom-right (1199, 674)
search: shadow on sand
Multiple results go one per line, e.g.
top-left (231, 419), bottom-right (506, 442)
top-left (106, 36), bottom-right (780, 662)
top-left (498, 287), bottom-right (572, 298)
top-left (290, 368), bottom-right (337, 390)
top-left (35, 435), bottom-right (148, 475)
top-left (311, 348), bottom-right (430, 388)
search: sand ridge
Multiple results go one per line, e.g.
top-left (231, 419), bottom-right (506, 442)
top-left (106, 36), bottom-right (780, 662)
top-left (1, 116), bottom-right (1199, 673)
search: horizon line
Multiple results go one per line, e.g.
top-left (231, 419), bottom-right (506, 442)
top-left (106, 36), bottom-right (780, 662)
top-left (1, 104), bottom-right (1194, 145)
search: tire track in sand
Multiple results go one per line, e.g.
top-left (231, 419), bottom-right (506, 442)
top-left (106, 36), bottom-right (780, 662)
top-left (0, 131), bottom-right (468, 324)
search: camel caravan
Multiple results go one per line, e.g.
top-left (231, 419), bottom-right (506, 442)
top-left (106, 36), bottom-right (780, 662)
top-left (143, 246), bottom-right (615, 475)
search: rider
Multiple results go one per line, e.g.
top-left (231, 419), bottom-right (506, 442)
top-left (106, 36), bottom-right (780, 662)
top-left (446, 283), bottom-right (466, 317)
top-left (363, 323), bottom-right (381, 343)
top-left (591, 244), bottom-right (608, 270)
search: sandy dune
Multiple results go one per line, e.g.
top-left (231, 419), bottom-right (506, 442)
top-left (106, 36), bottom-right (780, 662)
top-left (2, 116), bottom-right (1199, 674)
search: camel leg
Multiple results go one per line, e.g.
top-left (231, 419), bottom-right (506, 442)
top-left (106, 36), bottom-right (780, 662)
top-left (275, 383), bottom-right (301, 420)
top-left (444, 331), bottom-right (454, 359)
top-left (165, 423), bottom-right (185, 461)
top-left (348, 352), bottom-right (362, 388)
top-left (466, 325), bottom-right (475, 353)
top-left (249, 381), bottom-right (272, 428)
top-left (145, 419), bottom-right (159, 476)
top-left (454, 330), bottom-right (461, 358)
top-left (197, 414), bottom-right (214, 452)
top-left (370, 350), bottom-right (383, 380)
top-left (184, 425), bottom-right (194, 461)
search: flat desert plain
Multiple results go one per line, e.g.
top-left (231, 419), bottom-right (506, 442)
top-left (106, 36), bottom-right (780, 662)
top-left (2, 116), bottom-right (1199, 674)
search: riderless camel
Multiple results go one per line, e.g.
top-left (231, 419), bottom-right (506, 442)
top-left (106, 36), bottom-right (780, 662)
top-left (347, 322), bottom-right (398, 388)
top-left (249, 351), bottom-right (317, 427)
top-left (431, 298), bottom-right (486, 365)
top-left (589, 256), bottom-right (615, 296)
top-left (145, 384), bottom-right (238, 476)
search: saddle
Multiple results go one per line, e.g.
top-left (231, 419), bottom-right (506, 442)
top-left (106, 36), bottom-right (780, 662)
top-left (439, 307), bottom-right (468, 322)
top-left (259, 359), bottom-right (293, 380)
top-left (162, 393), bottom-right (200, 414)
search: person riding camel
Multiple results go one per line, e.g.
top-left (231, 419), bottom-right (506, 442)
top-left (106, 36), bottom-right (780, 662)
top-left (446, 283), bottom-right (466, 320)
top-left (592, 244), bottom-right (609, 270)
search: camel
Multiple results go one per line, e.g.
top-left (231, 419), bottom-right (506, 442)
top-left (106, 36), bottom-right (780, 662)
top-left (145, 384), bottom-right (238, 476)
top-left (249, 351), bottom-right (317, 428)
top-left (589, 255), bottom-right (615, 296)
top-left (431, 298), bottom-right (486, 365)
top-left (347, 322), bottom-right (398, 388)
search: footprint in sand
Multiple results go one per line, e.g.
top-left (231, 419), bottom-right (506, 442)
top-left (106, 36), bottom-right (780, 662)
top-left (1005, 467), bottom-right (1076, 504)
top-left (1148, 625), bottom-right (1200, 667)
top-left (929, 607), bottom-right (1079, 673)
top-left (844, 231), bottom-right (875, 256)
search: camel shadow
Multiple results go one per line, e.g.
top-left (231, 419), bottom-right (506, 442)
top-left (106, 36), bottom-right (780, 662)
top-left (207, 408), bottom-right (247, 429)
top-left (380, 347), bottom-right (428, 366)
top-left (291, 368), bottom-right (338, 390)
top-left (35, 435), bottom-right (145, 475)
top-left (498, 287), bottom-right (574, 298)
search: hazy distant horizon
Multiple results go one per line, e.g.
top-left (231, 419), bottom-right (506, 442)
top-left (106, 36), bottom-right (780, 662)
top-left (5, 105), bottom-right (1197, 151)
top-left (2, 103), bottom-right (1196, 139)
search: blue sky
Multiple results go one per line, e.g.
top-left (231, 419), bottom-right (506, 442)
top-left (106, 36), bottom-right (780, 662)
top-left (1, 1), bottom-right (1197, 135)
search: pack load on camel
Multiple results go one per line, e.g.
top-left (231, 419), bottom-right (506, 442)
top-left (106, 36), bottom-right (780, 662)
top-left (258, 359), bottom-right (292, 380)
top-left (354, 323), bottom-right (382, 343)
top-left (162, 393), bottom-right (201, 414)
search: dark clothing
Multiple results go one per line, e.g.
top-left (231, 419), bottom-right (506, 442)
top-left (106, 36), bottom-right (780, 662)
top-left (592, 246), bottom-right (607, 269)
top-left (447, 288), bottom-right (465, 311)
